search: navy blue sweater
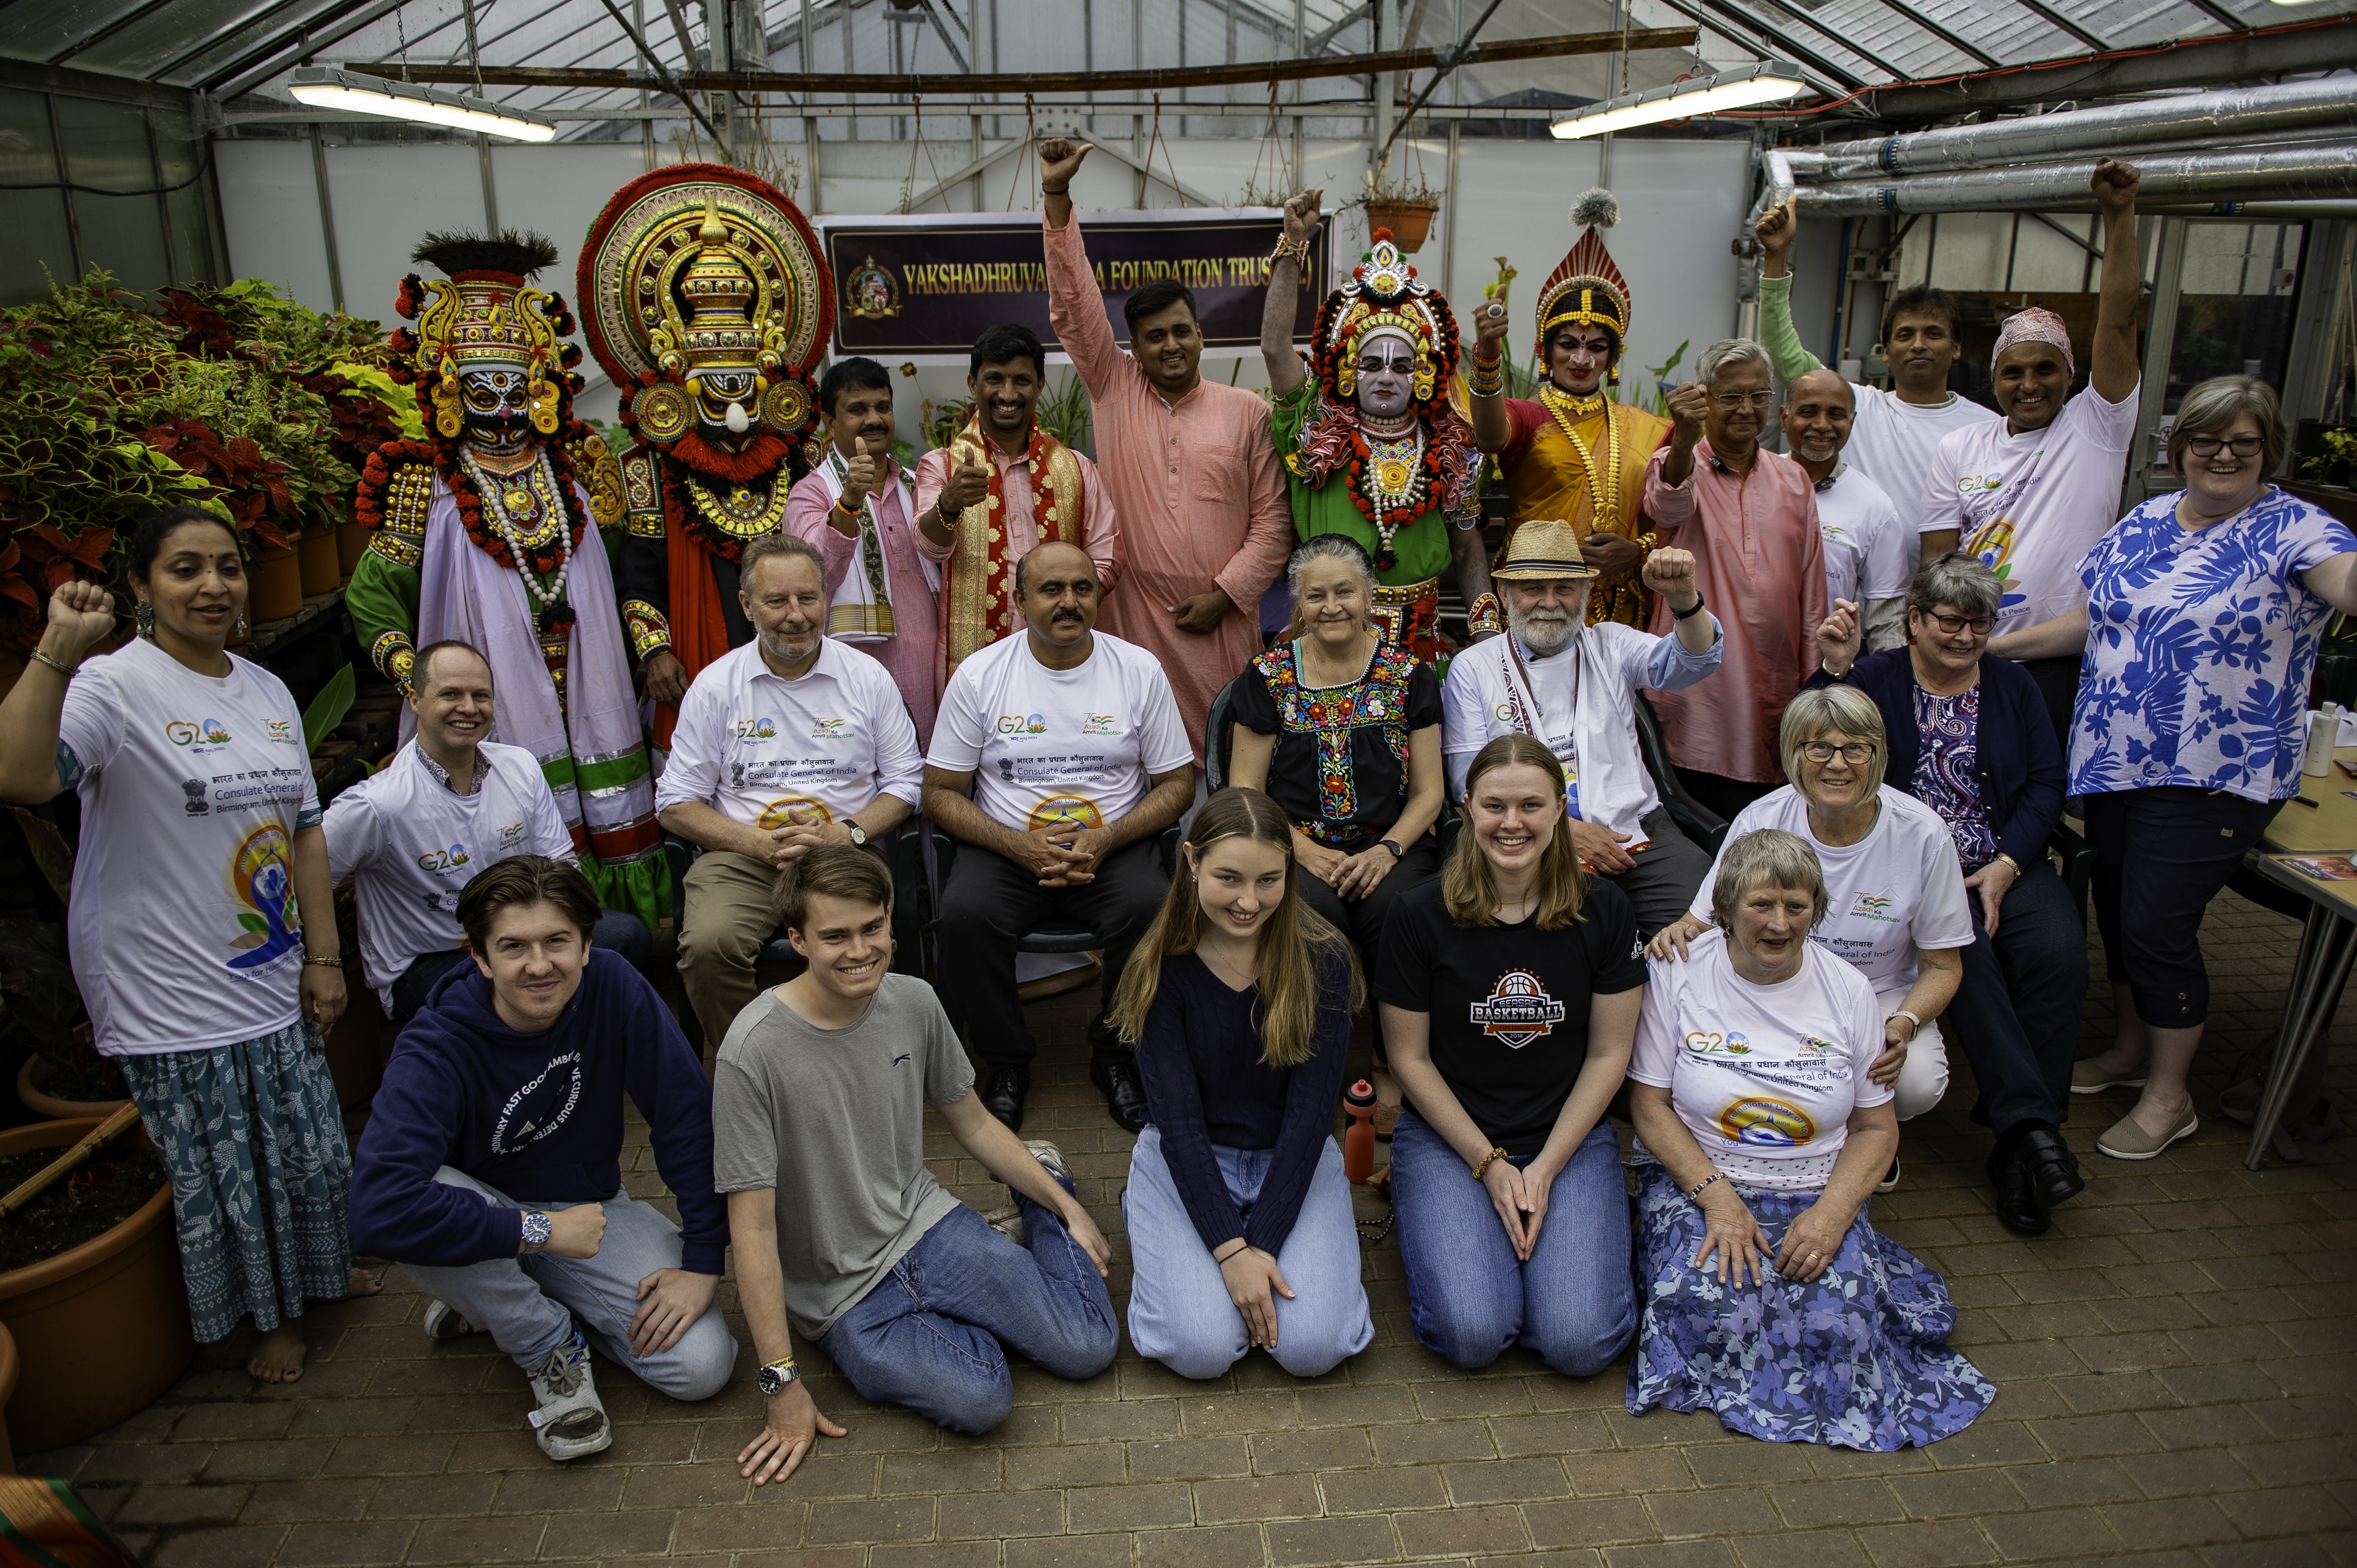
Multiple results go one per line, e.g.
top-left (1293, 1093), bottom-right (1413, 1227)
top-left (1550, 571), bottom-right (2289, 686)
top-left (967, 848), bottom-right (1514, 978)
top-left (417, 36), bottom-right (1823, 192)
top-left (1136, 952), bottom-right (1354, 1257)
top-left (1806, 648), bottom-right (2065, 870)
top-left (351, 949), bottom-right (728, 1274)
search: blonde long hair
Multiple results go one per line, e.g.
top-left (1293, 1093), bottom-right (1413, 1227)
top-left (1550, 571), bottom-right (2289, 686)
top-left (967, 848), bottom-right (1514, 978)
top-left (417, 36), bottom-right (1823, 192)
top-left (1442, 734), bottom-right (1589, 930)
top-left (1108, 787), bottom-right (1362, 1069)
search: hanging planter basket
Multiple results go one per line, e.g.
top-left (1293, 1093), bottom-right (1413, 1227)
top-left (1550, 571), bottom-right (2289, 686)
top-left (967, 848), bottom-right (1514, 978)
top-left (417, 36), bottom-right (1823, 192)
top-left (1363, 200), bottom-right (1439, 253)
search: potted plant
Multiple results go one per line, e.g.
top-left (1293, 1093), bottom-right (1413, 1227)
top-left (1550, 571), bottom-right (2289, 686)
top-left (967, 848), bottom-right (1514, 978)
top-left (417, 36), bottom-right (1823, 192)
top-left (2, 812), bottom-right (128, 1122)
top-left (0, 1115), bottom-right (191, 1455)
top-left (1359, 163), bottom-right (1442, 253)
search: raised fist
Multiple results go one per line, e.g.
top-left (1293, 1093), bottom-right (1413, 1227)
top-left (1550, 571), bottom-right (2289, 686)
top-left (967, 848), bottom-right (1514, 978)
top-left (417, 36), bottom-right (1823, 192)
top-left (1816, 598), bottom-right (1863, 674)
top-left (1754, 194), bottom-right (1797, 257)
top-left (48, 580), bottom-right (118, 656)
top-left (1642, 547), bottom-right (1699, 607)
top-left (1474, 296), bottom-right (1512, 353)
top-left (2090, 156), bottom-right (2140, 213)
top-left (1281, 187), bottom-right (1324, 245)
top-left (1040, 138), bottom-right (1093, 192)
top-left (1666, 382), bottom-right (1711, 443)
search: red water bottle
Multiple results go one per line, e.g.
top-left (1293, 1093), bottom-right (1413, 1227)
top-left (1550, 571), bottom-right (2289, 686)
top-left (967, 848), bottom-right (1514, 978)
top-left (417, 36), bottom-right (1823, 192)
top-left (1344, 1079), bottom-right (1378, 1185)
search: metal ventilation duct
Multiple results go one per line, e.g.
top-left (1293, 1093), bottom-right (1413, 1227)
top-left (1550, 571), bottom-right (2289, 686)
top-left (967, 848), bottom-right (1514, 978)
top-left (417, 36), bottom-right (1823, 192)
top-left (1785, 78), bottom-right (2357, 183)
top-left (1791, 142), bottom-right (2357, 216)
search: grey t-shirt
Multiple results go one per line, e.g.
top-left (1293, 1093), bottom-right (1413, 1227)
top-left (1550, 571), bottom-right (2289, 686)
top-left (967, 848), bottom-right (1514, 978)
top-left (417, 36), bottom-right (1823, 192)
top-left (710, 974), bottom-right (976, 1339)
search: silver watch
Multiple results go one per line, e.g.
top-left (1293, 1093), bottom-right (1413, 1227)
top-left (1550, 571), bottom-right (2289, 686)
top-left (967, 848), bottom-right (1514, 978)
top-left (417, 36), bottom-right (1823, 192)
top-left (757, 1356), bottom-right (801, 1394)
top-left (846, 820), bottom-right (867, 847)
top-left (518, 1210), bottom-right (553, 1252)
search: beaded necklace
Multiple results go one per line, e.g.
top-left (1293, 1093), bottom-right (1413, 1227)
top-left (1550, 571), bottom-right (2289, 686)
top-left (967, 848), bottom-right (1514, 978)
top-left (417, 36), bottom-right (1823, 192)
top-left (1538, 382), bottom-right (1623, 531)
top-left (1342, 418), bottom-right (1441, 572)
top-left (462, 446), bottom-right (576, 624)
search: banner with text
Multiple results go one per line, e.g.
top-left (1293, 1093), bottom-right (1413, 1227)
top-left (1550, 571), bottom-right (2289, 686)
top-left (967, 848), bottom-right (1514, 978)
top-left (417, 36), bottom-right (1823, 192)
top-left (818, 208), bottom-right (1330, 361)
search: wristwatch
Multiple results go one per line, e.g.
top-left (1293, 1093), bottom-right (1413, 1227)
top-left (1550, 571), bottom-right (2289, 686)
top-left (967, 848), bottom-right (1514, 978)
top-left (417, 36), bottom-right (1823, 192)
top-left (757, 1356), bottom-right (801, 1394)
top-left (518, 1211), bottom-right (553, 1253)
top-left (1888, 1009), bottom-right (1924, 1041)
top-left (846, 820), bottom-right (868, 848)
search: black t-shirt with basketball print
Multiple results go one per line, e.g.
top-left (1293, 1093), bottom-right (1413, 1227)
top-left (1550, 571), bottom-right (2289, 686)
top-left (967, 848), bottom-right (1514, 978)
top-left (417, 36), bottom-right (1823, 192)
top-left (1375, 875), bottom-right (1648, 1156)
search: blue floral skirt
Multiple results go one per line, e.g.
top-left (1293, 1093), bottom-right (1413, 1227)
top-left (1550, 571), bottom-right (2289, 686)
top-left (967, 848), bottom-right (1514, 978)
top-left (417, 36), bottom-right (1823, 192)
top-left (118, 1021), bottom-right (356, 1344)
top-left (1626, 1163), bottom-right (1995, 1450)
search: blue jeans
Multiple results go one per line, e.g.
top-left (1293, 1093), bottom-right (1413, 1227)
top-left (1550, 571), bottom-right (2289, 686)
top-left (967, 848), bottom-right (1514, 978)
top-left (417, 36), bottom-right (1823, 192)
top-left (817, 1183), bottom-right (1117, 1434)
top-left (1122, 1125), bottom-right (1374, 1380)
top-left (1391, 1109), bottom-right (1635, 1377)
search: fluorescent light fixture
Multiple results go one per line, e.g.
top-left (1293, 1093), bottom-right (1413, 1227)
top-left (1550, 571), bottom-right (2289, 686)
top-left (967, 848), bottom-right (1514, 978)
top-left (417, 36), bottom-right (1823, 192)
top-left (1551, 62), bottom-right (1809, 139)
top-left (287, 66), bottom-right (557, 142)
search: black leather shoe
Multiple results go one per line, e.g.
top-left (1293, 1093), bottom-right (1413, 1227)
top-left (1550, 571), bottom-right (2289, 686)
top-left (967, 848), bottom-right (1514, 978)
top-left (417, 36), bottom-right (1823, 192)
top-left (1986, 1141), bottom-right (2051, 1235)
top-left (981, 1064), bottom-right (1031, 1131)
top-left (1092, 1057), bottom-right (1149, 1134)
top-left (2016, 1126), bottom-right (2086, 1211)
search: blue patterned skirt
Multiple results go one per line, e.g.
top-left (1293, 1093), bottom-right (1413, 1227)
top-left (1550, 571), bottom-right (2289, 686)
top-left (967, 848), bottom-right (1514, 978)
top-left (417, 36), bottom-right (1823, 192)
top-left (117, 1021), bottom-right (356, 1344)
top-left (1626, 1163), bottom-right (1996, 1450)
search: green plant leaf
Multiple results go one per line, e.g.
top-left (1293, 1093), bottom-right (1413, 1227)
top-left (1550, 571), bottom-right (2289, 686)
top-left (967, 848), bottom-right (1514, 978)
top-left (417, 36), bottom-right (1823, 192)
top-left (304, 663), bottom-right (356, 752)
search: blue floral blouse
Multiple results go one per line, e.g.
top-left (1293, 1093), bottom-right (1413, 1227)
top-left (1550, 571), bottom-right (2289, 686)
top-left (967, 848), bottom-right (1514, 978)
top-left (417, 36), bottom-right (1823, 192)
top-left (2069, 486), bottom-right (2356, 804)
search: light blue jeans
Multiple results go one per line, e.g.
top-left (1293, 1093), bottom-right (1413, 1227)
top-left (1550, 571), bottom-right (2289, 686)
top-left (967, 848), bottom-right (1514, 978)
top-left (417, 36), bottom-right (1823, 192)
top-left (818, 1181), bottom-right (1118, 1434)
top-left (1122, 1125), bottom-right (1374, 1380)
top-left (397, 1167), bottom-right (737, 1399)
top-left (1391, 1110), bottom-right (1635, 1378)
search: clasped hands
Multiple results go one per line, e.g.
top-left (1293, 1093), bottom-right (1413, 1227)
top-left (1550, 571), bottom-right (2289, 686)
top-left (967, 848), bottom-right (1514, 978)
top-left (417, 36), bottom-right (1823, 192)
top-left (751, 808), bottom-right (858, 870)
top-left (1010, 824), bottom-right (1109, 888)
top-left (1478, 1152), bottom-right (1560, 1263)
top-left (1692, 1179), bottom-right (1850, 1287)
top-left (1294, 837), bottom-right (1397, 900)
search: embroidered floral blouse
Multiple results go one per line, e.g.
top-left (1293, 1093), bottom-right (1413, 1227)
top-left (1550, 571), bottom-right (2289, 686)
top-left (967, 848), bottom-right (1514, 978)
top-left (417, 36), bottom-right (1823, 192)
top-left (1231, 639), bottom-right (1442, 851)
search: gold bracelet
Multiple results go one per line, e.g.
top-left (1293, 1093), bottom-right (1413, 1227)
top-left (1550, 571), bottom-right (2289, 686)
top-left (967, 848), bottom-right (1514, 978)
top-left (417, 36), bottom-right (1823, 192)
top-left (29, 648), bottom-right (76, 679)
top-left (1470, 1147), bottom-right (1511, 1180)
top-left (301, 954), bottom-right (344, 969)
top-left (1994, 852), bottom-right (2022, 876)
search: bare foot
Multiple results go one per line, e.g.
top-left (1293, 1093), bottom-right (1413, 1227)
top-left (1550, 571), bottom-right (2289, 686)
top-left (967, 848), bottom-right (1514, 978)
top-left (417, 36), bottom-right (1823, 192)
top-left (344, 1267), bottom-right (383, 1299)
top-left (248, 1320), bottom-right (308, 1384)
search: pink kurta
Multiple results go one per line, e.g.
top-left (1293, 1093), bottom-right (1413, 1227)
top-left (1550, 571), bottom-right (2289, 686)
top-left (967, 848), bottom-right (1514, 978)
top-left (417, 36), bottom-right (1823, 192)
top-left (1642, 442), bottom-right (1827, 784)
top-left (784, 458), bottom-right (940, 744)
top-left (1043, 213), bottom-right (1292, 763)
top-left (913, 437), bottom-right (1120, 693)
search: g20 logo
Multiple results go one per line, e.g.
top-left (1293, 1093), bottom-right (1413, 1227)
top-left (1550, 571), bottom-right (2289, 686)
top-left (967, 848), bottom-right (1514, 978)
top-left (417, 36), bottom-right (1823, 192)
top-left (996, 714), bottom-right (1047, 735)
top-left (416, 844), bottom-right (473, 874)
top-left (166, 719), bottom-right (231, 746)
top-left (733, 716), bottom-right (779, 740)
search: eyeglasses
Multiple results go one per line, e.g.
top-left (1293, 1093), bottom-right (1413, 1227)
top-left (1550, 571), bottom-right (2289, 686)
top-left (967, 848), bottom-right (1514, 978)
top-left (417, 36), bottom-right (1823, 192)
top-left (2185, 434), bottom-right (2265, 458)
top-left (1923, 610), bottom-right (1995, 636)
top-left (1713, 390), bottom-right (1773, 409)
top-left (1800, 741), bottom-right (1876, 764)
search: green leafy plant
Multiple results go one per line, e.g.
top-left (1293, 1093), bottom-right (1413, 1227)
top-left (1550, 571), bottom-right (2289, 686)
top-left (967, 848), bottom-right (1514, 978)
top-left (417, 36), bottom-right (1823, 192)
top-left (303, 664), bottom-right (356, 752)
top-left (2303, 427), bottom-right (2357, 477)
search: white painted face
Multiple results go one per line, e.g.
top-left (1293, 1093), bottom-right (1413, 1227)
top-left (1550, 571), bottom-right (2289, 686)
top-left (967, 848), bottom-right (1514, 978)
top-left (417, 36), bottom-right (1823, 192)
top-left (1353, 328), bottom-right (1421, 421)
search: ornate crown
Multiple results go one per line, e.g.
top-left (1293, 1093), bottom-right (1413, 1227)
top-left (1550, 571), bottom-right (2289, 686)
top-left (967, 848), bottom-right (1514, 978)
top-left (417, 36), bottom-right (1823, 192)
top-left (388, 229), bottom-right (580, 441)
top-left (1533, 188), bottom-right (1632, 368)
top-left (1312, 229), bottom-right (1461, 415)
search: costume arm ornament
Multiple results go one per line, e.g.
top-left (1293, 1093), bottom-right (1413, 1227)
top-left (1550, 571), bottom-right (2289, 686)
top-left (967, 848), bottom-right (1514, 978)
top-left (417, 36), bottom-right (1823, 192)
top-left (622, 600), bottom-right (673, 660)
top-left (566, 428), bottom-right (629, 528)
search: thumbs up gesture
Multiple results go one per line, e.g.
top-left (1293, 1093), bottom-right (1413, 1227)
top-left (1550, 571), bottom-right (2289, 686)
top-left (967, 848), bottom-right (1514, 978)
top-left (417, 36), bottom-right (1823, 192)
top-left (842, 435), bottom-right (879, 509)
top-left (942, 455), bottom-right (992, 513)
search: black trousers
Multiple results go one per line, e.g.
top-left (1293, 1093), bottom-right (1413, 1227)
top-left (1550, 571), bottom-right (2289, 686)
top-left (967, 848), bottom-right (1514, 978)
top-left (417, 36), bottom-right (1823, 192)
top-left (2018, 655), bottom-right (2081, 755)
top-left (1941, 860), bottom-right (2086, 1135)
top-left (1673, 768), bottom-right (1780, 826)
top-left (934, 838), bottom-right (1167, 1069)
top-left (2085, 786), bottom-right (2279, 1029)
top-left (1603, 807), bottom-right (1716, 942)
top-left (1294, 835), bottom-right (1439, 980)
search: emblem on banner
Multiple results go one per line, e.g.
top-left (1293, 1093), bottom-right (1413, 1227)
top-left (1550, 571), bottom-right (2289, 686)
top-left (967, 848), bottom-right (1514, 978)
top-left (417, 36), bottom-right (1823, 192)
top-left (846, 256), bottom-right (902, 320)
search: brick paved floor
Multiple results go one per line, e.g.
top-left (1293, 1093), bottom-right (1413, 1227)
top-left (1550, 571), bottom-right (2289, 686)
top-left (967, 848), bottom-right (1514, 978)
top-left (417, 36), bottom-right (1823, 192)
top-left (27, 889), bottom-right (2357, 1567)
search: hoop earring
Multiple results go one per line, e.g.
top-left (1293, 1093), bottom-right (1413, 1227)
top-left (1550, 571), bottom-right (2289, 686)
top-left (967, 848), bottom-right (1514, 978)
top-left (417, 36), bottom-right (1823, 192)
top-left (135, 601), bottom-right (154, 639)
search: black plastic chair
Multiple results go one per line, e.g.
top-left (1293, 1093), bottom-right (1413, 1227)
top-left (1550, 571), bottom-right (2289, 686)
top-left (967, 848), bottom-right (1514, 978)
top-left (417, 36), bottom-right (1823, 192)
top-left (1632, 691), bottom-right (1730, 856)
top-left (1204, 676), bottom-right (1241, 795)
top-left (2049, 820), bottom-right (2095, 926)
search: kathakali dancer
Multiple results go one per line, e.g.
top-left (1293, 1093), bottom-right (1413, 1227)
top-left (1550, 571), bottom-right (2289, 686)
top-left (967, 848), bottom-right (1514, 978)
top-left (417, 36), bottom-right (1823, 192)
top-left (574, 162), bottom-right (832, 747)
top-left (1260, 191), bottom-right (1489, 660)
top-left (348, 229), bottom-right (665, 928)
top-left (1466, 188), bottom-right (1672, 631)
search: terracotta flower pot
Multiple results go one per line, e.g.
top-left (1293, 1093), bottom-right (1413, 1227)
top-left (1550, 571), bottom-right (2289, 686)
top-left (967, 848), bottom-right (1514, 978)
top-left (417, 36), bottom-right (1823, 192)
top-left (248, 543), bottom-right (304, 625)
top-left (1363, 200), bottom-right (1438, 253)
top-left (0, 1119), bottom-right (193, 1456)
top-left (297, 527), bottom-right (341, 596)
top-left (14, 1057), bottom-right (127, 1122)
top-left (336, 519), bottom-right (372, 581)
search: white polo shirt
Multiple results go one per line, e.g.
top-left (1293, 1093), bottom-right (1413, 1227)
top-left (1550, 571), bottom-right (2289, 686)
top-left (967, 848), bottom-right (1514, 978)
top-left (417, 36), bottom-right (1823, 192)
top-left (324, 740), bottom-right (576, 1011)
top-left (655, 636), bottom-right (924, 832)
top-left (1815, 465), bottom-right (1909, 613)
top-left (927, 628), bottom-right (1192, 833)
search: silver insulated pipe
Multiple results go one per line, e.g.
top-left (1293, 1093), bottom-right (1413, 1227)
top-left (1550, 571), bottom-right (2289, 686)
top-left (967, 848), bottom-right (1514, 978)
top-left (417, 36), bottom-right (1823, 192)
top-left (1792, 140), bottom-right (2357, 215)
top-left (1785, 78), bottom-right (2357, 183)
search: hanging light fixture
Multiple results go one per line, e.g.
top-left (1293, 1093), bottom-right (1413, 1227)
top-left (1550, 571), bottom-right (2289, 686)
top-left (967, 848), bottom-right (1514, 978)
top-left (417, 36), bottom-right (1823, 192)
top-left (287, 66), bottom-right (557, 142)
top-left (1551, 62), bottom-right (1808, 140)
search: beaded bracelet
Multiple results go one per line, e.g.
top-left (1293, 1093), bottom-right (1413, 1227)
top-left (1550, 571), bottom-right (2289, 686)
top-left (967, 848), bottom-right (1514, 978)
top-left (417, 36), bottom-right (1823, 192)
top-left (1470, 1147), bottom-right (1511, 1180)
top-left (1268, 233), bottom-right (1312, 268)
top-left (1466, 350), bottom-right (1507, 398)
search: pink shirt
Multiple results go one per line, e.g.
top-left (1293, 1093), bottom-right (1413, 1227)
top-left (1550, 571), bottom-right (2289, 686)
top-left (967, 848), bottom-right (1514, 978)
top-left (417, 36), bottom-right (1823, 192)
top-left (1044, 213), bottom-right (1291, 763)
top-left (1642, 442), bottom-right (1826, 784)
top-left (783, 457), bottom-right (940, 745)
top-left (911, 438), bottom-right (1121, 589)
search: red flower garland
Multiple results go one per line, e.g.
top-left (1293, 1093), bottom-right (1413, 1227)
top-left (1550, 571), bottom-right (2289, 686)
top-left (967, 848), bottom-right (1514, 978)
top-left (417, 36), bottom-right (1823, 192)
top-left (354, 428), bottom-right (594, 622)
top-left (1340, 425), bottom-right (1458, 571)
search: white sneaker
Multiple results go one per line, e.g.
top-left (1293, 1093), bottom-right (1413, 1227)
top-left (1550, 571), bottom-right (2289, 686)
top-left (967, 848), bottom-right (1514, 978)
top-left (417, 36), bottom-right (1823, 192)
top-left (526, 1328), bottom-right (611, 1461)
top-left (421, 1299), bottom-right (477, 1343)
top-left (1024, 1139), bottom-right (1072, 1187)
top-left (1877, 1157), bottom-right (1901, 1194)
top-left (985, 1142), bottom-right (1075, 1245)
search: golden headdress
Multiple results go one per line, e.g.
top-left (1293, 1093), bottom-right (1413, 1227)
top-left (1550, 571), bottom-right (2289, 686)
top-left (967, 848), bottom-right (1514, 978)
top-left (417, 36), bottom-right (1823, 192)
top-left (390, 229), bottom-right (578, 441)
top-left (1312, 229), bottom-right (1461, 418)
top-left (1533, 188), bottom-right (1631, 380)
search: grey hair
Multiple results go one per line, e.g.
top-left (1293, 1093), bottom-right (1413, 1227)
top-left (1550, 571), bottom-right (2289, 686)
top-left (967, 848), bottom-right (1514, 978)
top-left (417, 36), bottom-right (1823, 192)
top-left (1710, 828), bottom-right (1829, 933)
top-left (741, 531), bottom-right (827, 584)
top-left (1779, 685), bottom-right (1889, 799)
top-left (1696, 336), bottom-right (1772, 387)
top-left (1286, 534), bottom-right (1378, 603)
top-left (2167, 373), bottom-right (2287, 480)
top-left (1905, 550), bottom-right (2002, 622)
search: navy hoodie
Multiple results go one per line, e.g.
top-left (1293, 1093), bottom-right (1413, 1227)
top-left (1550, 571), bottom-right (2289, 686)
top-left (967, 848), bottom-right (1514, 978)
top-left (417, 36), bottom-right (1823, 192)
top-left (351, 948), bottom-right (728, 1274)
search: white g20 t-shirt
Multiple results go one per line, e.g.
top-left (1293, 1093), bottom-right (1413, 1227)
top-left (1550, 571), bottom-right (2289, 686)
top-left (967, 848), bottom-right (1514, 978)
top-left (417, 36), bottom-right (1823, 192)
top-left (324, 740), bottom-right (577, 1010)
top-left (655, 637), bottom-right (924, 831)
top-left (57, 636), bottom-right (321, 1057)
top-left (928, 629), bottom-right (1193, 833)
top-left (1919, 382), bottom-right (2139, 635)
top-left (1630, 928), bottom-right (1890, 1192)
top-left (1842, 385), bottom-right (1998, 571)
top-left (1816, 466), bottom-right (1910, 614)
top-left (1691, 786), bottom-right (1972, 994)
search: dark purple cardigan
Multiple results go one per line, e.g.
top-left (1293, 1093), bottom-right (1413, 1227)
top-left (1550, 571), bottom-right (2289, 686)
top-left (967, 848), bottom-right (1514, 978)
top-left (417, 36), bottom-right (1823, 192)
top-left (1804, 647), bottom-right (2066, 870)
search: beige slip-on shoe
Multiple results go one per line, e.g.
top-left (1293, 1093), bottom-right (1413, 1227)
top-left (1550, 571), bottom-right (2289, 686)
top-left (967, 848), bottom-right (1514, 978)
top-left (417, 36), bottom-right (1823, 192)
top-left (2096, 1103), bottom-right (2198, 1161)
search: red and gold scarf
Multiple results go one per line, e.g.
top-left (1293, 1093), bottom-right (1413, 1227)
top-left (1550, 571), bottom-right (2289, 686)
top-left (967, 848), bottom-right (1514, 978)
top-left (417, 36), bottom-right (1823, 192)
top-left (942, 414), bottom-right (1087, 677)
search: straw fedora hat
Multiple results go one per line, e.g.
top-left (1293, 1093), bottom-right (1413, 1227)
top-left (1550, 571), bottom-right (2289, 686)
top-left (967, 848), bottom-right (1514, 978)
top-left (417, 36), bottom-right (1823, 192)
top-left (1491, 519), bottom-right (1601, 581)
